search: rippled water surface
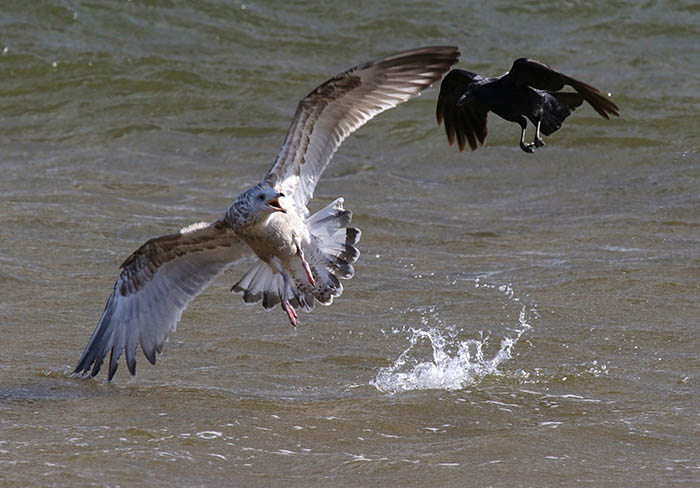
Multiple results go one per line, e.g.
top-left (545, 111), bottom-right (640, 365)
top-left (1, 0), bottom-right (699, 486)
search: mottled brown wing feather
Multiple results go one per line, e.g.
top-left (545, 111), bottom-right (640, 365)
top-left (265, 46), bottom-right (460, 215)
top-left (74, 220), bottom-right (251, 381)
top-left (509, 58), bottom-right (619, 119)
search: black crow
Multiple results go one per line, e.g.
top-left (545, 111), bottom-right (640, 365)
top-left (436, 58), bottom-right (619, 153)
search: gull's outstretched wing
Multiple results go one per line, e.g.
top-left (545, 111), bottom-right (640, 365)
top-left (508, 58), bottom-right (620, 119)
top-left (74, 220), bottom-right (250, 381)
top-left (265, 46), bottom-right (460, 215)
top-left (436, 69), bottom-right (489, 151)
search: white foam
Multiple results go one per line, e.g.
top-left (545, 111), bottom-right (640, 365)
top-left (196, 431), bottom-right (222, 439)
top-left (371, 282), bottom-right (536, 394)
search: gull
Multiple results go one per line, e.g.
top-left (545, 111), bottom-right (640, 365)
top-left (73, 46), bottom-right (460, 380)
top-left (436, 58), bottom-right (619, 153)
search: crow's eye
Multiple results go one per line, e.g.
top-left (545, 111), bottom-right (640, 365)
top-left (257, 194), bottom-right (265, 201)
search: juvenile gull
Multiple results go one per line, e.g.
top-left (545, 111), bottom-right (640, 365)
top-left (73, 46), bottom-right (460, 380)
top-left (436, 58), bottom-right (619, 153)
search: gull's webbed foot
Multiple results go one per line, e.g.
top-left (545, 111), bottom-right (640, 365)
top-left (282, 299), bottom-right (297, 327)
top-left (534, 136), bottom-right (545, 148)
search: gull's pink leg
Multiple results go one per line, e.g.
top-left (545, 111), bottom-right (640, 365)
top-left (282, 299), bottom-right (297, 327)
top-left (271, 262), bottom-right (298, 327)
top-left (297, 246), bottom-right (315, 286)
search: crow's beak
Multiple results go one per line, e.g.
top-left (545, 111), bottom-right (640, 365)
top-left (267, 195), bottom-right (286, 213)
top-left (456, 93), bottom-right (473, 108)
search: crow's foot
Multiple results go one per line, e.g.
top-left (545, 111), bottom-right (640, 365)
top-left (520, 141), bottom-right (536, 153)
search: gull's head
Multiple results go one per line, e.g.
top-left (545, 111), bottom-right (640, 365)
top-left (231, 182), bottom-right (286, 226)
top-left (255, 186), bottom-right (286, 215)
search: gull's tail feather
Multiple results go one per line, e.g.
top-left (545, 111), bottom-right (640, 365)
top-left (301, 198), bottom-right (361, 305)
top-left (232, 260), bottom-right (314, 312)
top-left (232, 198), bottom-right (360, 315)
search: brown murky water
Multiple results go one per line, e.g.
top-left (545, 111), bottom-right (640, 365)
top-left (1, 1), bottom-right (698, 486)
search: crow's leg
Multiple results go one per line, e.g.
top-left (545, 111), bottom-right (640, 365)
top-left (518, 117), bottom-right (535, 153)
top-left (533, 120), bottom-right (545, 148)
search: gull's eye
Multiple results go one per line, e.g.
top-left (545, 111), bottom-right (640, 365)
top-left (257, 194), bottom-right (265, 201)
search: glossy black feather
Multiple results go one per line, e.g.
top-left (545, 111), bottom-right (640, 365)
top-left (436, 58), bottom-right (619, 152)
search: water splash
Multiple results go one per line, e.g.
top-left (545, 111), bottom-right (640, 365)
top-left (371, 281), bottom-right (537, 393)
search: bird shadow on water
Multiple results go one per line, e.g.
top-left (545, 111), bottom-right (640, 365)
top-left (0, 369), bottom-right (98, 406)
top-left (371, 280), bottom-right (538, 394)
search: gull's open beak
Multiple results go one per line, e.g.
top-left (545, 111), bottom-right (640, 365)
top-left (266, 193), bottom-right (286, 213)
